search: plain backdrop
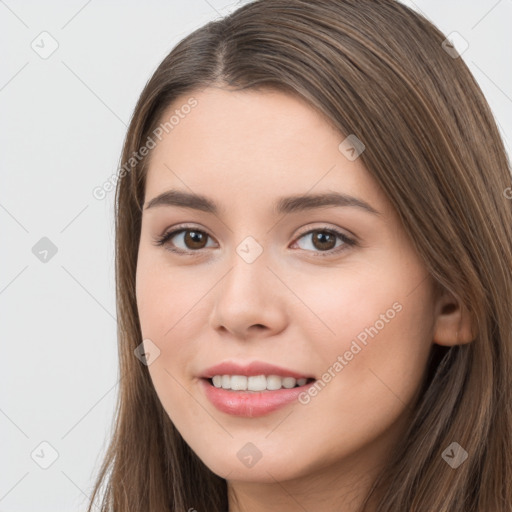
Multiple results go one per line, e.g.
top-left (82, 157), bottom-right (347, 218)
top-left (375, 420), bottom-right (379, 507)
top-left (1, 0), bottom-right (511, 510)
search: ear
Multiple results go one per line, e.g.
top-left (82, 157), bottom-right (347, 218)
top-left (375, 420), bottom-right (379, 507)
top-left (432, 287), bottom-right (477, 346)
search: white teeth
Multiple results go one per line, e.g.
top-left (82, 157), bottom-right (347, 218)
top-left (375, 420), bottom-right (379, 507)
top-left (210, 374), bottom-right (310, 391)
top-left (230, 375), bottom-right (248, 390)
top-left (282, 377), bottom-right (296, 389)
top-left (248, 375), bottom-right (267, 391)
top-left (221, 375), bottom-right (231, 389)
top-left (266, 375), bottom-right (283, 390)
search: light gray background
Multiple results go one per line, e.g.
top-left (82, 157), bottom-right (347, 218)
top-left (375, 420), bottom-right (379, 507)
top-left (1, 0), bottom-right (511, 510)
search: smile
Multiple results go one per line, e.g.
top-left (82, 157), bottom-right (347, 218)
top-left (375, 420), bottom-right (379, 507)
top-left (200, 376), bottom-right (317, 417)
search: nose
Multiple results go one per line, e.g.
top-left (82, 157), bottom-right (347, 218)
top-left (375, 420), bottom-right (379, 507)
top-left (208, 250), bottom-right (288, 341)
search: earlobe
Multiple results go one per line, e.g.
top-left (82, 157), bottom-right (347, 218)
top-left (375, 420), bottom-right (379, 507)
top-left (432, 289), bottom-right (477, 346)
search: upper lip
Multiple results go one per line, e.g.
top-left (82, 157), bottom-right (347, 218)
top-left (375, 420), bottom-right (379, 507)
top-left (200, 361), bottom-right (315, 380)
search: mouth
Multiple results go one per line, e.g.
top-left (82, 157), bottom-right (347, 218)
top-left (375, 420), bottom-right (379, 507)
top-left (200, 375), bottom-right (318, 417)
top-left (199, 361), bottom-right (317, 416)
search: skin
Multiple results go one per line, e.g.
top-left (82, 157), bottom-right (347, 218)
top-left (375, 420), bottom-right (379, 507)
top-left (135, 86), bottom-right (474, 511)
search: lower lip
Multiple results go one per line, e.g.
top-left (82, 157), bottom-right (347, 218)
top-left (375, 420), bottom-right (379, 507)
top-left (200, 378), bottom-right (316, 418)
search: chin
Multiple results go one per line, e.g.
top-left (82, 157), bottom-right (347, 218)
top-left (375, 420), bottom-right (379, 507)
top-left (199, 446), bottom-right (310, 483)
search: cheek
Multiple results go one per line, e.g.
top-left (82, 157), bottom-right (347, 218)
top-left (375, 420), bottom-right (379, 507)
top-left (295, 251), bottom-right (435, 396)
top-left (135, 265), bottom-right (199, 433)
top-left (307, 277), bottom-right (434, 417)
top-left (135, 253), bottom-right (210, 415)
top-left (283, 272), bottom-right (434, 471)
top-left (135, 248), bottom-right (207, 339)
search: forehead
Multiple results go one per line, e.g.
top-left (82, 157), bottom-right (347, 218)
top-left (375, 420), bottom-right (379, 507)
top-left (152, 86), bottom-right (340, 158)
top-left (143, 86), bottom-right (388, 216)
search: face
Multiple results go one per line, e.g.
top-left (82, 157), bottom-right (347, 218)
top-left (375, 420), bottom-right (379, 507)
top-left (135, 86), bottom-right (437, 489)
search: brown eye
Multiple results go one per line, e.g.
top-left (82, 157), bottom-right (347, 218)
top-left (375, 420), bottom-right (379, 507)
top-left (294, 227), bottom-right (355, 256)
top-left (154, 228), bottom-right (216, 253)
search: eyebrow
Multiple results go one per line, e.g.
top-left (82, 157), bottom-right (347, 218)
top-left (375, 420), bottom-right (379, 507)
top-left (144, 189), bottom-right (380, 216)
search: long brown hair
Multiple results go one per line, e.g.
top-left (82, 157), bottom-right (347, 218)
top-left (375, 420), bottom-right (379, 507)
top-left (87, 1), bottom-right (512, 510)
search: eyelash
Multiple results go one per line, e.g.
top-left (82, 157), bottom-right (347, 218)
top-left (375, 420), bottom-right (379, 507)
top-left (152, 224), bottom-right (357, 258)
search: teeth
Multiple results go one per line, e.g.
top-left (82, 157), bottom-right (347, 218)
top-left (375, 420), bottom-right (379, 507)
top-left (231, 375), bottom-right (247, 390)
top-left (266, 375), bottom-right (283, 390)
top-left (282, 377), bottom-right (296, 389)
top-left (221, 375), bottom-right (231, 389)
top-left (247, 375), bottom-right (267, 391)
top-left (210, 374), bottom-right (310, 391)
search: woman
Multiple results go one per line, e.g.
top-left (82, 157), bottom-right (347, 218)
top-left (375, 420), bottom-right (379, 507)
top-left (87, 0), bottom-right (512, 510)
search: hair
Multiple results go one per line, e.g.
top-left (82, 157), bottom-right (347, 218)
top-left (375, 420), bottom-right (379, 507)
top-left (86, 0), bottom-right (512, 510)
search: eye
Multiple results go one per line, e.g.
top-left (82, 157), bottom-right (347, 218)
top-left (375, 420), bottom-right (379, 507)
top-left (292, 227), bottom-right (356, 257)
top-left (153, 225), bottom-right (216, 254)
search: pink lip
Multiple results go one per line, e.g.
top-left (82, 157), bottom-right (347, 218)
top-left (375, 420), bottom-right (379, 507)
top-left (200, 360), bottom-right (314, 380)
top-left (199, 361), bottom-right (316, 417)
top-left (200, 378), bottom-right (316, 418)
